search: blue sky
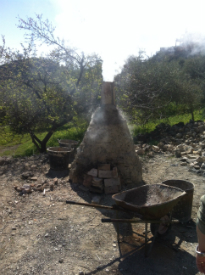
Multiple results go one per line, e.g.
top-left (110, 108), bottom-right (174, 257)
top-left (1, 0), bottom-right (205, 80)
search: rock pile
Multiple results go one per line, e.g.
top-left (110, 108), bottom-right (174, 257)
top-left (0, 153), bottom-right (49, 177)
top-left (14, 176), bottom-right (59, 195)
top-left (135, 120), bottom-right (205, 145)
top-left (135, 120), bottom-right (205, 175)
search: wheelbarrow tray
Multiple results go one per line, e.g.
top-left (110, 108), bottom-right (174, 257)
top-left (112, 184), bottom-right (186, 220)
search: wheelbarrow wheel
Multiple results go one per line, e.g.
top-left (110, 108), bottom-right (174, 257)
top-left (150, 215), bottom-right (172, 237)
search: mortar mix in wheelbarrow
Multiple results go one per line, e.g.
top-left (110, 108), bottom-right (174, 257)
top-left (66, 183), bottom-right (186, 256)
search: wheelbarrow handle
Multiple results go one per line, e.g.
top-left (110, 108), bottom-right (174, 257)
top-left (101, 219), bottom-right (113, 223)
top-left (66, 200), bottom-right (78, 205)
top-left (66, 200), bottom-right (124, 211)
top-left (101, 218), bottom-right (145, 223)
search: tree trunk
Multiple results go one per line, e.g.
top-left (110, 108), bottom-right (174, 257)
top-left (39, 141), bottom-right (47, 153)
top-left (30, 118), bottom-right (73, 153)
top-left (191, 111), bottom-right (194, 121)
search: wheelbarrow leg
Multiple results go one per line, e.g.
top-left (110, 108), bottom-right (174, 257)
top-left (144, 222), bottom-right (148, 257)
top-left (116, 210), bottom-right (120, 242)
top-left (145, 224), bottom-right (158, 257)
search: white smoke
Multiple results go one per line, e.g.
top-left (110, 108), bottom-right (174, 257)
top-left (176, 33), bottom-right (205, 55)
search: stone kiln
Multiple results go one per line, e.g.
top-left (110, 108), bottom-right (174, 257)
top-left (69, 82), bottom-right (142, 193)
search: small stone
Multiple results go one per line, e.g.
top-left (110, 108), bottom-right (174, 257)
top-left (180, 162), bottom-right (187, 166)
top-left (163, 144), bottom-right (173, 152)
top-left (152, 145), bottom-right (160, 152)
top-left (180, 157), bottom-right (188, 162)
top-left (45, 233), bottom-right (49, 237)
top-left (54, 178), bottom-right (58, 185)
top-left (175, 150), bottom-right (181, 158)
top-left (30, 177), bottom-right (37, 181)
top-left (186, 155), bottom-right (197, 160)
top-left (135, 149), bottom-right (145, 155)
top-left (176, 133), bottom-right (182, 138)
top-left (59, 258), bottom-right (64, 263)
top-left (158, 142), bottom-right (164, 149)
top-left (147, 151), bottom-right (154, 157)
top-left (91, 196), bottom-right (101, 204)
top-left (21, 172), bottom-right (34, 179)
top-left (50, 183), bottom-right (54, 191)
top-left (196, 156), bottom-right (205, 163)
top-left (11, 227), bottom-right (16, 230)
top-left (14, 186), bottom-right (22, 192)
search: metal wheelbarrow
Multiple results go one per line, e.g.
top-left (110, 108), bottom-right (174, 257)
top-left (66, 183), bottom-right (186, 256)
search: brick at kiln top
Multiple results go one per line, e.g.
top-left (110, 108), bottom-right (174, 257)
top-left (87, 168), bottom-right (98, 177)
top-left (98, 170), bottom-right (113, 178)
top-left (98, 164), bottom-right (111, 170)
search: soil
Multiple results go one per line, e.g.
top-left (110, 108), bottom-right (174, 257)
top-left (0, 152), bottom-right (204, 275)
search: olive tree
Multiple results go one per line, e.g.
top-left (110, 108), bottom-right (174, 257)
top-left (115, 52), bottom-right (203, 124)
top-left (0, 15), bottom-right (102, 152)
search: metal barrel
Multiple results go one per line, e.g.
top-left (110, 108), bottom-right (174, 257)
top-left (162, 180), bottom-right (194, 223)
top-left (47, 147), bottom-right (73, 170)
top-left (58, 139), bottom-right (79, 161)
top-left (58, 139), bottom-right (78, 148)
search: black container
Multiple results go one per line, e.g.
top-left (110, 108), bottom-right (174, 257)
top-left (58, 139), bottom-right (79, 149)
top-left (162, 180), bottom-right (194, 223)
top-left (58, 139), bottom-right (79, 162)
top-left (47, 147), bottom-right (73, 171)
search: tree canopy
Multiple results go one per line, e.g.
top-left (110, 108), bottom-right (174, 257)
top-left (0, 15), bottom-right (103, 152)
top-left (115, 44), bottom-right (205, 124)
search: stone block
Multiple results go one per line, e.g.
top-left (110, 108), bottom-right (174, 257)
top-left (89, 186), bottom-right (104, 194)
top-left (104, 178), bottom-right (121, 187)
top-left (98, 164), bottom-right (110, 170)
top-left (83, 174), bottom-right (93, 187)
top-left (112, 167), bottom-right (118, 178)
top-left (91, 196), bottom-right (102, 204)
top-left (87, 168), bottom-right (98, 177)
top-left (104, 184), bottom-right (120, 194)
top-left (92, 177), bottom-right (103, 189)
top-left (98, 170), bottom-right (113, 178)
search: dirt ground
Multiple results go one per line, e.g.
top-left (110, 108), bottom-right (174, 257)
top-left (0, 152), bottom-right (204, 275)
